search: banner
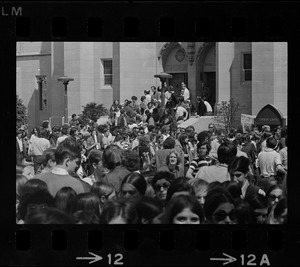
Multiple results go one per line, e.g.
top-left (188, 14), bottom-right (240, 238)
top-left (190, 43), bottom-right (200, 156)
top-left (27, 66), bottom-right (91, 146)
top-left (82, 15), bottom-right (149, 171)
top-left (241, 114), bottom-right (255, 133)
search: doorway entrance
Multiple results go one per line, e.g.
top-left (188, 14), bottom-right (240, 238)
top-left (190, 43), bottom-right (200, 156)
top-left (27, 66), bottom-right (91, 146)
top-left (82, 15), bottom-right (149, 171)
top-left (169, 73), bottom-right (187, 95)
top-left (204, 72), bottom-right (216, 111)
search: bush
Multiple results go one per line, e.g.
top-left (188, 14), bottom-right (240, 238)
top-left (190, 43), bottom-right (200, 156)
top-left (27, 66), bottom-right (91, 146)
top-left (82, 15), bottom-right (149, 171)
top-left (213, 98), bottom-right (243, 133)
top-left (16, 95), bottom-right (28, 129)
top-left (79, 102), bottom-right (108, 124)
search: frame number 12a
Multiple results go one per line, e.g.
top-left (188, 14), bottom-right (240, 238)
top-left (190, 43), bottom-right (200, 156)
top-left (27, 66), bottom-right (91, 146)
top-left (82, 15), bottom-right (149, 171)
top-left (240, 254), bottom-right (270, 266)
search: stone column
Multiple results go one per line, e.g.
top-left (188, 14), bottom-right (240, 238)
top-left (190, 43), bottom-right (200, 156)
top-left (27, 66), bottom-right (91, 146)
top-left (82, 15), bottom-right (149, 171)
top-left (216, 42), bottom-right (233, 103)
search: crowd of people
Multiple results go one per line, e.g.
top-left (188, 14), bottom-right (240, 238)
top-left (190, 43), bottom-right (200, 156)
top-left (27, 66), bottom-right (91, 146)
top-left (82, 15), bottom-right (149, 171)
top-left (16, 84), bottom-right (287, 225)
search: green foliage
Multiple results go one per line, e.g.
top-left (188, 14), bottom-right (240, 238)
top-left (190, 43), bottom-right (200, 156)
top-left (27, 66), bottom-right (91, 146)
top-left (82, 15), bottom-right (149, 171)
top-left (214, 98), bottom-right (243, 132)
top-left (79, 102), bottom-right (108, 124)
top-left (16, 95), bottom-right (28, 129)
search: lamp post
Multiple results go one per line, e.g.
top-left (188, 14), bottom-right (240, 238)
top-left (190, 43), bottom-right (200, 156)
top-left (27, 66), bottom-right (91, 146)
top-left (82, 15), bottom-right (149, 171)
top-left (35, 75), bottom-right (46, 110)
top-left (57, 76), bottom-right (74, 124)
top-left (154, 72), bottom-right (172, 108)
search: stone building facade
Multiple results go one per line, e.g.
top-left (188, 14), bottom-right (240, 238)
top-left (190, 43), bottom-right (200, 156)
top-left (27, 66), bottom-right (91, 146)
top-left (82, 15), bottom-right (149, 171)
top-left (16, 42), bottom-right (287, 129)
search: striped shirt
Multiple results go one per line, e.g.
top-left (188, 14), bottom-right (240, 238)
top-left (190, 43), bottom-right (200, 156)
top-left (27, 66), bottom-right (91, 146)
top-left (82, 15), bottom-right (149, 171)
top-left (189, 157), bottom-right (211, 177)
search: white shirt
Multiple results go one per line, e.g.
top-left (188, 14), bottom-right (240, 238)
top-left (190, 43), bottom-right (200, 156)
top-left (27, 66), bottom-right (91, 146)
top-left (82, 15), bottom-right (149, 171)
top-left (31, 137), bottom-right (50, 156)
top-left (176, 106), bottom-right (188, 120)
top-left (279, 147), bottom-right (287, 170)
top-left (209, 138), bottom-right (221, 159)
top-left (82, 174), bottom-right (96, 186)
top-left (145, 95), bottom-right (151, 105)
top-left (128, 123), bottom-right (138, 130)
top-left (183, 88), bottom-right (190, 101)
top-left (195, 163), bottom-right (230, 183)
top-left (51, 167), bottom-right (69, 175)
top-left (56, 135), bottom-right (68, 146)
top-left (258, 148), bottom-right (282, 177)
top-left (17, 137), bottom-right (23, 152)
top-left (204, 101), bottom-right (212, 112)
top-left (93, 133), bottom-right (100, 149)
top-left (162, 134), bottom-right (170, 142)
top-left (165, 91), bottom-right (171, 101)
top-left (131, 138), bottom-right (139, 150)
top-left (236, 149), bottom-right (248, 158)
top-left (260, 140), bottom-right (267, 152)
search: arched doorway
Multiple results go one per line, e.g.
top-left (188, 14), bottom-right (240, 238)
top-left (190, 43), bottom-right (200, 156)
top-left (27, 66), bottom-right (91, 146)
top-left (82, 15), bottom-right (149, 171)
top-left (196, 42), bottom-right (216, 112)
top-left (159, 42), bottom-right (188, 95)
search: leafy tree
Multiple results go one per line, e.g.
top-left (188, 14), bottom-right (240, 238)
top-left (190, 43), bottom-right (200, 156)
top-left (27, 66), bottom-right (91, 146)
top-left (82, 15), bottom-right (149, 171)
top-left (79, 102), bottom-right (108, 124)
top-left (16, 95), bottom-right (28, 129)
top-left (213, 98), bottom-right (243, 133)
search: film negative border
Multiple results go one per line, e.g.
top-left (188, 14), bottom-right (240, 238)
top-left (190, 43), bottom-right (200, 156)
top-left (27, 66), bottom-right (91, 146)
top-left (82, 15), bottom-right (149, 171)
top-left (1, 1), bottom-right (300, 266)
top-left (8, 225), bottom-right (300, 265)
top-left (1, 2), bottom-right (299, 40)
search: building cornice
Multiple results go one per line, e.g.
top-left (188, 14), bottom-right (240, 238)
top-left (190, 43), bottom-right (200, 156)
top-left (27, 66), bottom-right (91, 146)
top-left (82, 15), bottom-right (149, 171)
top-left (16, 53), bottom-right (51, 57)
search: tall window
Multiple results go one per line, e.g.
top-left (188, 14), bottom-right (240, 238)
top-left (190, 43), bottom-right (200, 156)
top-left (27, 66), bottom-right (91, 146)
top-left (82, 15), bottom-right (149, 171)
top-left (243, 53), bottom-right (252, 81)
top-left (103, 60), bottom-right (112, 85)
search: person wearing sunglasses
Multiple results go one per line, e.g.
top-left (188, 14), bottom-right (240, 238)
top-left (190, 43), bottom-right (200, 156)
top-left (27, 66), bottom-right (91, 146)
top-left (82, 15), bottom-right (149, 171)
top-left (265, 184), bottom-right (283, 224)
top-left (204, 187), bottom-right (236, 224)
top-left (151, 171), bottom-right (175, 204)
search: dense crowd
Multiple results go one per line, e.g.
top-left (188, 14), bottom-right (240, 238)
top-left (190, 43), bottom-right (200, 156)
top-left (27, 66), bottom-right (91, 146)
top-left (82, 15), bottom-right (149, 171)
top-left (16, 84), bottom-right (287, 224)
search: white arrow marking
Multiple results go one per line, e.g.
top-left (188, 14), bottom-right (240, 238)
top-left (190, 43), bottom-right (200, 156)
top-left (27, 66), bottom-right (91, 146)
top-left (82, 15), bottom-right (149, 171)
top-left (76, 252), bottom-right (103, 264)
top-left (210, 253), bottom-right (237, 265)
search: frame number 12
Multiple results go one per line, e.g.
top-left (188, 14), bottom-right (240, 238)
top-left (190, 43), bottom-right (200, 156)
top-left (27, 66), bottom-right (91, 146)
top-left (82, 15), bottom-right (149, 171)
top-left (107, 253), bottom-right (124, 265)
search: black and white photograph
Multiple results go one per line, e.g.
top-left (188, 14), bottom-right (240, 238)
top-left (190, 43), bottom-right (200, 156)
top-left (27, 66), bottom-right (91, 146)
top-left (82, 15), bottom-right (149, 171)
top-left (16, 41), bottom-right (288, 225)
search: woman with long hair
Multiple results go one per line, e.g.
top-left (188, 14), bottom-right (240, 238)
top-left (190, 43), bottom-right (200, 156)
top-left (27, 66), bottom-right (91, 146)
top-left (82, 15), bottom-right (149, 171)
top-left (120, 172), bottom-right (147, 199)
top-left (100, 198), bottom-right (138, 224)
top-left (91, 181), bottom-right (116, 213)
top-left (157, 149), bottom-right (184, 179)
top-left (102, 145), bottom-right (131, 194)
top-left (71, 192), bottom-right (101, 223)
top-left (204, 187), bottom-right (236, 224)
top-left (54, 187), bottom-right (77, 216)
top-left (162, 194), bottom-right (204, 224)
